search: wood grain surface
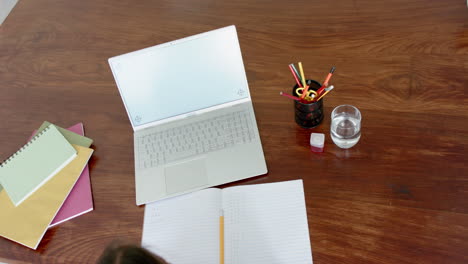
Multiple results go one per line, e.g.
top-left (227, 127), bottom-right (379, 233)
top-left (0, 0), bottom-right (467, 263)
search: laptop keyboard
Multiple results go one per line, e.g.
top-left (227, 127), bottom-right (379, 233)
top-left (137, 110), bottom-right (256, 169)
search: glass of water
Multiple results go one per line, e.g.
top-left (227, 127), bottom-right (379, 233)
top-left (330, 105), bottom-right (361, 149)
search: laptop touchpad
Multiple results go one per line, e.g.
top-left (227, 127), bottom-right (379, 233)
top-left (164, 158), bottom-right (208, 194)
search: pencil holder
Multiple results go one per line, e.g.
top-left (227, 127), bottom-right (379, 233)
top-left (293, 79), bottom-right (324, 128)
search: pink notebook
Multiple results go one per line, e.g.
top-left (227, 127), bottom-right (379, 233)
top-left (50, 123), bottom-right (93, 227)
top-left (30, 123), bottom-right (94, 227)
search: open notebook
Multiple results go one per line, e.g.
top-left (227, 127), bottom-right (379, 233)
top-left (142, 180), bottom-right (313, 264)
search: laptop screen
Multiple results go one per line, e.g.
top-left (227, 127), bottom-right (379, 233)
top-left (109, 26), bottom-right (250, 127)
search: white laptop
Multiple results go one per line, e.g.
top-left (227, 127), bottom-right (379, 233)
top-left (108, 25), bottom-right (268, 205)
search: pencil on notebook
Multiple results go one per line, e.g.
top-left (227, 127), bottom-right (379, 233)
top-left (219, 212), bottom-right (224, 264)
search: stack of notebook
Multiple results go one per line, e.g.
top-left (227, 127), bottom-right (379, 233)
top-left (0, 121), bottom-right (95, 250)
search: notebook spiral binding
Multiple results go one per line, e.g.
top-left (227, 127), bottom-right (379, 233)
top-left (0, 125), bottom-right (52, 168)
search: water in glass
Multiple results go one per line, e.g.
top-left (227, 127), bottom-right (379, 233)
top-left (331, 113), bottom-right (361, 149)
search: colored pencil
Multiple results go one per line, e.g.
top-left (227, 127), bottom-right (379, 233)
top-left (323, 66), bottom-right (336, 87)
top-left (316, 67), bottom-right (336, 96)
top-left (315, 85), bottom-right (334, 101)
top-left (288, 64), bottom-right (303, 87)
top-left (280, 91), bottom-right (301, 101)
top-left (298, 62), bottom-right (307, 97)
top-left (290, 64), bottom-right (303, 85)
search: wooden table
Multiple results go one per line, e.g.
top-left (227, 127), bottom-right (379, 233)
top-left (1, 0), bottom-right (467, 263)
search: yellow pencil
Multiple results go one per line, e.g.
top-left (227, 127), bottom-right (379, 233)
top-left (220, 212), bottom-right (224, 264)
top-left (316, 85), bottom-right (334, 101)
top-left (298, 62), bottom-right (306, 89)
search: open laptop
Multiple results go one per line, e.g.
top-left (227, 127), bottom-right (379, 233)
top-left (108, 25), bottom-right (268, 205)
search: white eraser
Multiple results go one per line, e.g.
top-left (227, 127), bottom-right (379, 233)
top-left (310, 133), bottom-right (325, 148)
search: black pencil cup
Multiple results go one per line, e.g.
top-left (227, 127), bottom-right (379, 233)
top-left (293, 79), bottom-right (324, 128)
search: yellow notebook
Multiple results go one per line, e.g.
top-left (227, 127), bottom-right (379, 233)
top-left (0, 145), bottom-right (93, 249)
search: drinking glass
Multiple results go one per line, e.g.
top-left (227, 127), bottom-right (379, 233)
top-left (330, 105), bottom-right (361, 149)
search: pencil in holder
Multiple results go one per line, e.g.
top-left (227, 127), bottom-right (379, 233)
top-left (293, 79), bottom-right (324, 129)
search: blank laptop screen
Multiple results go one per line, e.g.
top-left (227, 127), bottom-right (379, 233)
top-left (110, 26), bottom-right (250, 127)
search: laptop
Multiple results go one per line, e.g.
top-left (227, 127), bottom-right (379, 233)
top-left (108, 25), bottom-right (268, 205)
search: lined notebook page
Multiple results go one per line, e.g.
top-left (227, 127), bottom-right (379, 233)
top-left (222, 180), bottom-right (313, 264)
top-left (142, 188), bottom-right (222, 264)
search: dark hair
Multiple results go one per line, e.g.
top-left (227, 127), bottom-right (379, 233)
top-left (97, 242), bottom-right (168, 264)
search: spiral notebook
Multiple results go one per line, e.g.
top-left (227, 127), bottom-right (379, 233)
top-left (0, 125), bottom-right (77, 206)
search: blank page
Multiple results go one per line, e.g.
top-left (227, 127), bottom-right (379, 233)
top-left (222, 180), bottom-right (313, 264)
top-left (142, 188), bottom-right (222, 264)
